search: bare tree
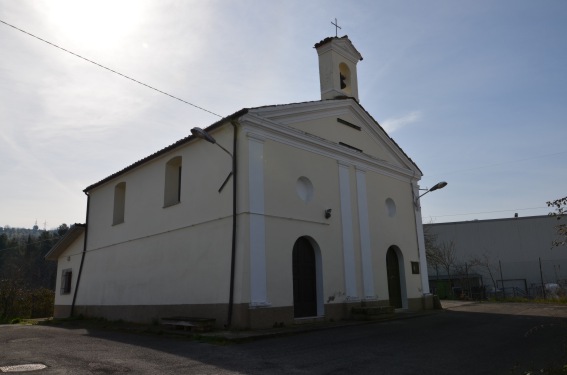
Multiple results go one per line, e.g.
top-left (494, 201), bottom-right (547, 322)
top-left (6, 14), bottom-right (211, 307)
top-left (438, 241), bottom-right (457, 280)
top-left (547, 196), bottom-right (567, 247)
top-left (453, 262), bottom-right (473, 299)
top-left (424, 225), bottom-right (438, 255)
top-left (424, 226), bottom-right (443, 292)
top-left (427, 240), bottom-right (458, 298)
top-left (469, 251), bottom-right (498, 290)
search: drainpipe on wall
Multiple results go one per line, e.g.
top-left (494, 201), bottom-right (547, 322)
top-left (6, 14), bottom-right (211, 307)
top-left (227, 119), bottom-right (238, 328)
top-left (71, 191), bottom-right (90, 317)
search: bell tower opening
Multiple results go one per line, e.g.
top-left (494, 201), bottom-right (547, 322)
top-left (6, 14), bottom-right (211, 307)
top-left (339, 63), bottom-right (351, 95)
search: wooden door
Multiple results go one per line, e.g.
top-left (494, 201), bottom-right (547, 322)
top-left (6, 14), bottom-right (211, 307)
top-left (293, 237), bottom-right (317, 317)
top-left (387, 247), bottom-right (403, 308)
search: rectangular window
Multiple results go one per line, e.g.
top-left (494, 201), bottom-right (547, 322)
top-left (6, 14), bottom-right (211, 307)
top-left (164, 156), bottom-right (182, 207)
top-left (113, 182), bottom-right (126, 225)
top-left (177, 165), bottom-right (182, 203)
top-left (61, 269), bottom-right (72, 295)
top-left (411, 261), bottom-right (420, 274)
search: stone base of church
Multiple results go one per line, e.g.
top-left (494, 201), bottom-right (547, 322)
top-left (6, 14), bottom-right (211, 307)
top-left (66, 302), bottom-right (359, 329)
top-left (242, 305), bottom-right (294, 329)
top-left (419, 294), bottom-right (435, 310)
top-left (70, 303), bottom-right (231, 328)
top-left (53, 304), bottom-right (72, 319)
top-left (59, 298), bottom-right (433, 329)
top-left (408, 297), bottom-right (426, 310)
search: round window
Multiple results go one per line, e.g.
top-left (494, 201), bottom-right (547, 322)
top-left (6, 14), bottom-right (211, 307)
top-left (296, 177), bottom-right (314, 202)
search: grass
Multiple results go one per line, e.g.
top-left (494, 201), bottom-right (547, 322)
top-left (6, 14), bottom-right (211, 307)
top-left (487, 297), bottom-right (567, 305)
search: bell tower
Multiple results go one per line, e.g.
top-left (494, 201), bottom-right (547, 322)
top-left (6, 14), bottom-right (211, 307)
top-left (314, 36), bottom-right (363, 101)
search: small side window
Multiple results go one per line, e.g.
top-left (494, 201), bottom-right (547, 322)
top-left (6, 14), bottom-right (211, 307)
top-left (113, 182), bottom-right (126, 225)
top-left (61, 269), bottom-right (72, 295)
top-left (411, 262), bottom-right (420, 275)
top-left (164, 156), bottom-right (182, 207)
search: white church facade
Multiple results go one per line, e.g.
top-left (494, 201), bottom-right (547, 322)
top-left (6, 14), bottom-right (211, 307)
top-left (47, 36), bottom-right (434, 329)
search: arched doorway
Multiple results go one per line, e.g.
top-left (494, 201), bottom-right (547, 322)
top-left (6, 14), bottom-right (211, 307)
top-left (292, 237), bottom-right (318, 318)
top-left (386, 246), bottom-right (403, 308)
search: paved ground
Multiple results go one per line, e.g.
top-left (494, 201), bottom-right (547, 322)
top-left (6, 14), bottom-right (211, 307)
top-left (1, 301), bottom-right (567, 374)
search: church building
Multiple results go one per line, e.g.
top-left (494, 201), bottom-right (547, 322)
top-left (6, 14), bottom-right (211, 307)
top-left (46, 36), bottom-right (433, 329)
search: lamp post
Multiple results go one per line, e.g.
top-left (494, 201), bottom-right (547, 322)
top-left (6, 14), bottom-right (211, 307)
top-left (413, 180), bottom-right (447, 298)
top-left (191, 126), bottom-right (237, 328)
top-left (415, 181), bottom-right (447, 208)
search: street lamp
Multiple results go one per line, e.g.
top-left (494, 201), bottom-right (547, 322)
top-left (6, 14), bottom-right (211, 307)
top-left (413, 180), bottom-right (447, 298)
top-left (191, 127), bottom-right (233, 159)
top-left (415, 181), bottom-right (447, 208)
top-left (418, 181), bottom-right (447, 198)
top-left (191, 126), bottom-right (237, 329)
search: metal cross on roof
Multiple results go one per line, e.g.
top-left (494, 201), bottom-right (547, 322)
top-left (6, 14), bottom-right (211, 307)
top-left (331, 18), bottom-right (341, 37)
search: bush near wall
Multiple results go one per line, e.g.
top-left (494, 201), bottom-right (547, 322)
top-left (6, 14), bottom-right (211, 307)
top-left (0, 280), bottom-right (54, 323)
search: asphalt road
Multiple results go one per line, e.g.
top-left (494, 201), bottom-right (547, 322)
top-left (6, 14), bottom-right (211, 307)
top-left (2, 302), bottom-right (567, 374)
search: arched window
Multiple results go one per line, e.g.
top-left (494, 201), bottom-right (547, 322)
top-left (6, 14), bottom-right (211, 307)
top-left (164, 156), bottom-right (182, 207)
top-left (113, 182), bottom-right (126, 225)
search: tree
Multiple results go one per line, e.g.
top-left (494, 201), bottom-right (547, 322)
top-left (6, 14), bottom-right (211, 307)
top-left (57, 223), bottom-right (69, 237)
top-left (469, 251), bottom-right (498, 290)
top-left (547, 196), bottom-right (567, 247)
top-left (0, 224), bottom-right (66, 320)
top-left (427, 239), bottom-right (458, 298)
top-left (436, 241), bottom-right (457, 281)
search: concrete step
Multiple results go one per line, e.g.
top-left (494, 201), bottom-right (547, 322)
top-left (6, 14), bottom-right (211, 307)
top-left (160, 316), bottom-right (216, 332)
top-left (360, 300), bottom-right (382, 308)
top-left (293, 316), bottom-right (326, 325)
top-left (351, 306), bottom-right (395, 320)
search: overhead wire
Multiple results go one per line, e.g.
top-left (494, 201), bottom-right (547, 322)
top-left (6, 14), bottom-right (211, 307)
top-left (0, 19), bottom-right (222, 118)
top-left (1, 19), bottom-right (562, 224)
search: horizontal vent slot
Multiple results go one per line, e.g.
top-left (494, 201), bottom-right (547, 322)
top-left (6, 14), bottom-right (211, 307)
top-left (339, 142), bottom-right (362, 152)
top-left (337, 118), bottom-right (361, 131)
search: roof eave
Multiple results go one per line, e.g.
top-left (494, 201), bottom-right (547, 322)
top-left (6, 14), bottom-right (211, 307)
top-left (83, 108), bottom-right (249, 193)
top-left (45, 224), bottom-right (86, 261)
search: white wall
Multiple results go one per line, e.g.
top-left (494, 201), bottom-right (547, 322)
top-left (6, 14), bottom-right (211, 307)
top-left (54, 232), bottom-right (84, 307)
top-left (79, 123), bottom-right (241, 307)
top-left (73, 101), bottom-right (424, 314)
top-left (254, 119), bottom-right (422, 309)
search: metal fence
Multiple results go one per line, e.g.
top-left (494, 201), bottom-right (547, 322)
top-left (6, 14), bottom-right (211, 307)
top-left (428, 257), bottom-right (567, 300)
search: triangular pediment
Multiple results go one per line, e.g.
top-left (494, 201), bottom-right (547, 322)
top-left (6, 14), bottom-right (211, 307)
top-left (244, 99), bottom-right (422, 178)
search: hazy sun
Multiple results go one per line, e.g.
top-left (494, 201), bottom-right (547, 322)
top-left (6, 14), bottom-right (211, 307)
top-left (46, 0), bottom-right (145, 49)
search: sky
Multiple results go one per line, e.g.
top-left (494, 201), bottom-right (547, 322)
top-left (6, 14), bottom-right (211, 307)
top-left (1, 0), bottom-right (566, 229)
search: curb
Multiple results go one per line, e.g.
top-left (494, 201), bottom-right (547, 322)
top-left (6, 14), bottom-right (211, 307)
top-left (196, 309), bottom-right (442, 343)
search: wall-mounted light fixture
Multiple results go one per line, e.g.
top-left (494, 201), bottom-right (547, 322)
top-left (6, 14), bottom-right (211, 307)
top-left (414, 181), bottom-right (447, 208)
